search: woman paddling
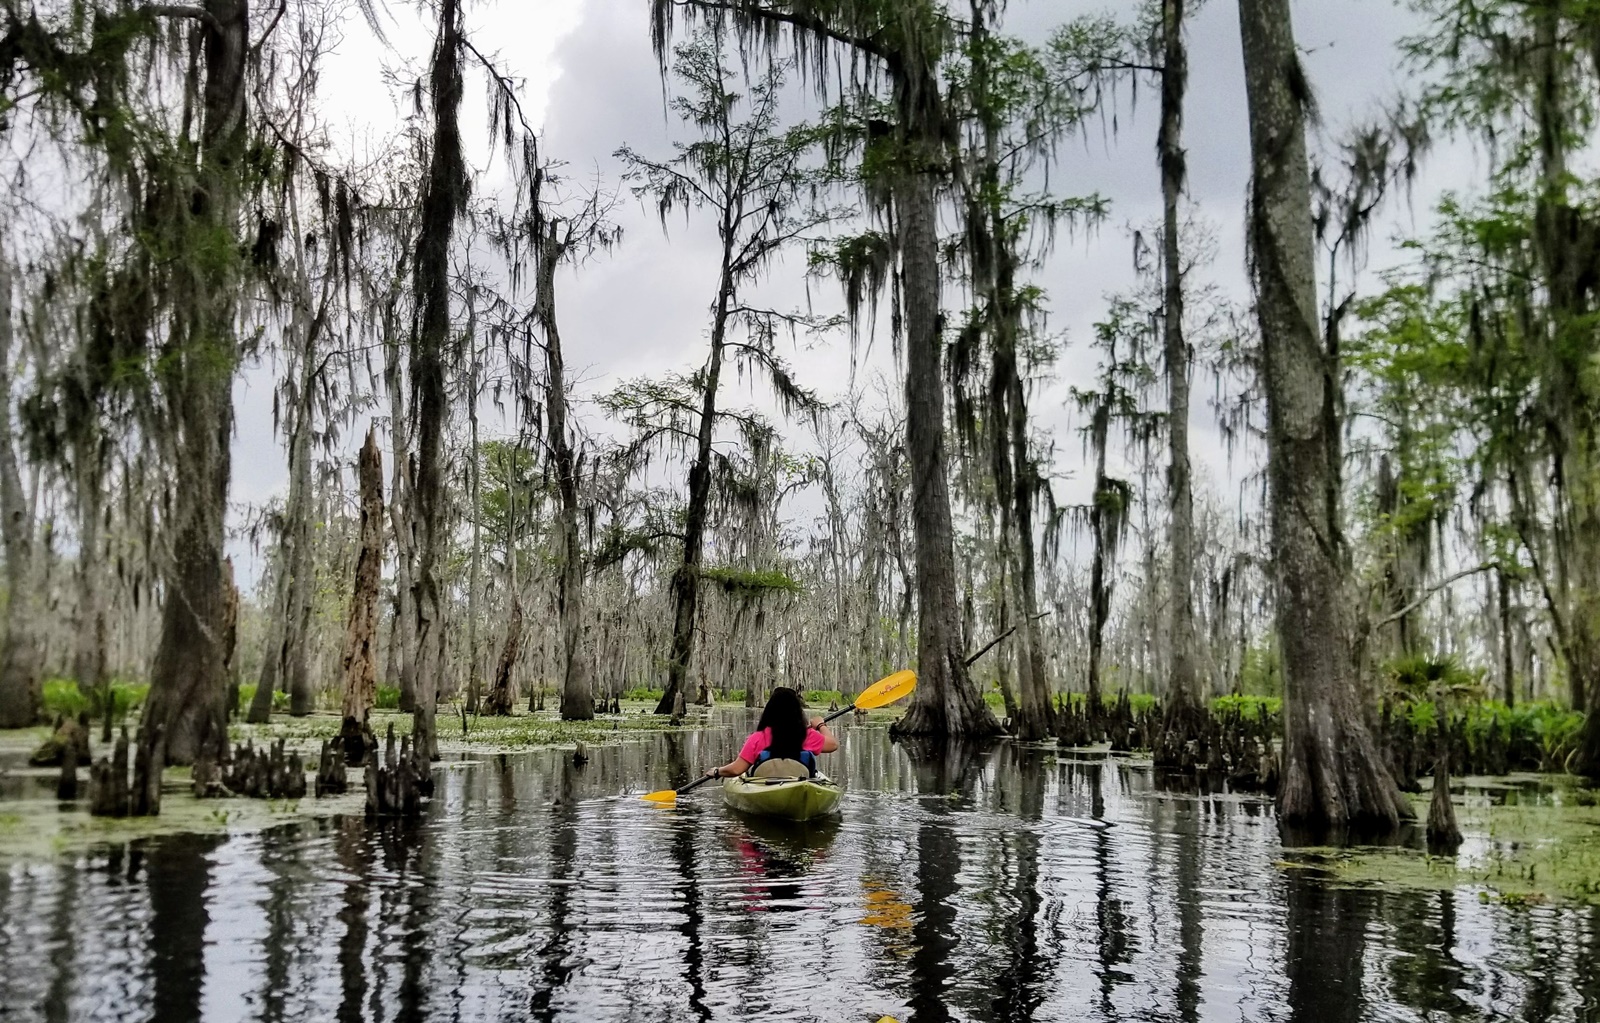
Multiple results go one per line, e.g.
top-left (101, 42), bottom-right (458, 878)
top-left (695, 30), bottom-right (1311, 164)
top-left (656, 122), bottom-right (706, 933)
top-left (706, 686), bottom-right (839, 780)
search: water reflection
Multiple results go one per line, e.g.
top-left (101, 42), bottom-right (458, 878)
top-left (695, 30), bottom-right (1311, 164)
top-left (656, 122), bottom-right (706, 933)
top-left (0, 714), bottom-right (1597, 1022)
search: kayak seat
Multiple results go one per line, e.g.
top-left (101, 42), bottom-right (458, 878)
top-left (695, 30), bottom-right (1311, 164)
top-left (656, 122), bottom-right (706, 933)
top-left (751, 757), bottom-right (811, 780)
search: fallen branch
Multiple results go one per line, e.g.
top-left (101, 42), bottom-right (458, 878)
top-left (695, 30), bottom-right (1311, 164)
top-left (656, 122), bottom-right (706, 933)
top-left (965, 612), bottom-right (1050, 667)
top-left (1373, 562), bottom-right (1499, 631)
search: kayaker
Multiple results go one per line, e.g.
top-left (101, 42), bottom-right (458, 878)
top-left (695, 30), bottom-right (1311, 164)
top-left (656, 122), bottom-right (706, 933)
top-left (705, 686), bottom-right (839, 780)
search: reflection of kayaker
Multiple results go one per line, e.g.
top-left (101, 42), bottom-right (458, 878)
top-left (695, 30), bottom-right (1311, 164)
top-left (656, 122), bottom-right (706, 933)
top-left (704, 687), bottom-right (839, 781)
top-left (732, 836), bottom-right (805, 913)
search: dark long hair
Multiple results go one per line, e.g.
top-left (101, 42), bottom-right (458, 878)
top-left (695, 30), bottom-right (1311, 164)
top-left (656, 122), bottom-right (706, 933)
top-left (756, 687), bottom-right (808, 760)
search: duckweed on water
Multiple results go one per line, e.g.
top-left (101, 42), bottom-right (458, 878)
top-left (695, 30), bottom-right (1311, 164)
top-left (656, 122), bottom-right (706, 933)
top-left (1285, 778), bottom-right (1600, 906)
top-left (0, 781), bottom-right (368, 861)
top-left (228, 703), bottom-right (694, 757)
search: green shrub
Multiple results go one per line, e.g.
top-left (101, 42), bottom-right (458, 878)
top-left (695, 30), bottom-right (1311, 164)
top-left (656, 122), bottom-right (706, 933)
top-left (1210, 694), bottom-right (1281, 718)
top-left (40, 679), bottom-right (147, 722)
top-left (376, 685), bottom-right (401, 710)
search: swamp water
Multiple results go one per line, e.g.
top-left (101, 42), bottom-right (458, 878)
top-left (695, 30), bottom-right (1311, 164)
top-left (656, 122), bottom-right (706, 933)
top-left (0, 712), bottom-right (1597, 1022)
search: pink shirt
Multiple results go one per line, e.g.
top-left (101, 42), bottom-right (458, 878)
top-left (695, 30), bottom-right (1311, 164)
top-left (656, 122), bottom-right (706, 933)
top-left (739, 727), bottom-right (827, 765)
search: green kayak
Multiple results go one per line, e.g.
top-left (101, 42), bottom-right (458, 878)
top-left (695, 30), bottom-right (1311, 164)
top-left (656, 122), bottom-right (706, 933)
top-left (722, 774), bottom-right (843, 822)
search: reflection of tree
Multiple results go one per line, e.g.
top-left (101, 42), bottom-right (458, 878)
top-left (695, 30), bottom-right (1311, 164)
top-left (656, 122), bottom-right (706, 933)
top-left (144, 833), bottom-right (225, 1023)
top-left (42, 850), bottom-right (79, 1023)
top-left (257, 827), bottom-right (304, 1023)
top-left (531, 759), bottom-right (580, 1022)
top-left (668, 792), bottom-right (712, 1023)
top-left (385, 821), bottom-right (433, 1023)
top-left (1380, 890), bottom-right (1473, 1018)
top-left (1285, 874), bottom-right (1368, 1023)
top-left (1173, 799), bottom-right (1203, 1023)
top-left (333, 817), bottom-right (371, 1023)
top-left (902, 737), bottom-right (988, 1023)
top-left (989, 744), bottom-right (1048, 1023)
top-left (1089, 759), bottom-right (1134, 1016)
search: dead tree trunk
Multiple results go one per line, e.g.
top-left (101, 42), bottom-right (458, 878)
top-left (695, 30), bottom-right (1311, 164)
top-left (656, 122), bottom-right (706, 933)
top-left (1238, 0), bottom-right (1410, 835)
top-left (341, 428), bottom-right (384, 723)
top-left (138, 0), bottom-right (250, 782)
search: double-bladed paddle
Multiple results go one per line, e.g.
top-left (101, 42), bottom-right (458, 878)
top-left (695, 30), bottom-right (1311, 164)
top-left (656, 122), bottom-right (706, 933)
top-left (640, 669), bottom-right (917, 804)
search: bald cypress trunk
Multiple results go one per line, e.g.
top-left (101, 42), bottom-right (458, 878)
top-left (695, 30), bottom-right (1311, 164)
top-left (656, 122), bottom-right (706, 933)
top-left (410, 0), bottom-right (468, 771)
top-left (341, 429), bottom-right (384, 722)
top-left (892, 162), bottom-right (999, 739)
top-left (138, 0), bottom-right (249, 782)
top-left (1158, 0), bottom-right (1203, 763)
top-left (282, 323), bottom-right (317, 717)
top-left (1238, 0), bottom-right (1409, 834)
top-left (0, 242), bottom-right (43, 729)
top-left (540, 227), bottom-right (596, 722)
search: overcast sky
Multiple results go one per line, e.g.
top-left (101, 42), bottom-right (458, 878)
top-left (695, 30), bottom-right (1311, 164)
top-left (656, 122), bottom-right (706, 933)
top-left (227, 0), bottom-right (1484, 589)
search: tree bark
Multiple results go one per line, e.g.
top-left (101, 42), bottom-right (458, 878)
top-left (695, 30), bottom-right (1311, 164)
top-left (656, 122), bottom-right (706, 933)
top-left (282, 312), bottom-right (316, 717)
top-left (1160, 0), bottom-right (1201, 740)
top-left (484, 597), bottom-right (523, 716)
top-left (891, 159), bottom-right (999, 739)
top-left (341, 428), bottom-right (384, 722)
top-left (1238, 0), bottom-right (1410, 834)
top-left (71, 437), bottom-right (108, 715)
top-left (0, 241), bottom-right (43, 729)
top-left (246, 560), bottom-right (286, 723)
top-left (409, 0), bottom-right (467, 771)
top-left (1087, 403), bottom-right (1113, 727)
top-left (138, 0), bottom-right (249, 775)
top-left (386, 342), bottom-right (417, 713)
top-left (540, 226), bottom-right (596, 722)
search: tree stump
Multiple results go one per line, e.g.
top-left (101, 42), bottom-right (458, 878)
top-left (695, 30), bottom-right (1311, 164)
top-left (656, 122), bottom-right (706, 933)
top-left (316, 738), bottom-right (348, 796)
top-left (88, 728), bottom-right (132, 817)
top-left (366, 723), bottom-right (426, 817)
top-left (30, 713), bottom-right (92, 768)
top-left (192, 739), bottom-right (229, 798)
top-left (1426, 757), bottom-right (1463, 854)
top-left (339, 713), bottom-right (377, 767)
top-left (125, 723), bottom-right (164, 817)
top-left (572, 740), bottom-right (588, 767)
top-left (57, 742), bottom-right (79, 800)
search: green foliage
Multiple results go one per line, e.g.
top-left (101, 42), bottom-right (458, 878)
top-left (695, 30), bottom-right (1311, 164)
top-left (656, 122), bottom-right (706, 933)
top-left (1384, 654), bottom-right (1484, 699)
top-left (376, 686), bottom-right (401, 710)
top-left (41, 678), bottom-right (147, 720)
top-left (1238, 642), bottom-right (1284, 698)
top-left (1211, 694), bottom-right (1282, 719)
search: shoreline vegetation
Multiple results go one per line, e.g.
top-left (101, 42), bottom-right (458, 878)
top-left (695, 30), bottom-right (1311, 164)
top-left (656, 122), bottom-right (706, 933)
top-left (2, 680), bottom-right (1594, 906)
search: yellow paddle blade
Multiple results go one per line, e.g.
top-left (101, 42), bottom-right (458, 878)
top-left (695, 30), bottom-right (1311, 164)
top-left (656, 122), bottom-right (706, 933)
top-left (641, 789), bottom-right (678, 804)
top-left (854, 670), bottom-right (916, 711)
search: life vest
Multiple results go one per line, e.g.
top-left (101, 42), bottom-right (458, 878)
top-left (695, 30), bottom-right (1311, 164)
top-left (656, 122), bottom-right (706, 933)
top-left (753, 748), bottom-right (817, 776)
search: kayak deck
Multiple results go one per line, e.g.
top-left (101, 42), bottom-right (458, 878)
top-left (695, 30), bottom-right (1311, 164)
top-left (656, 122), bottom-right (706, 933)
top-left (722, 774), bottom-right (843, 822)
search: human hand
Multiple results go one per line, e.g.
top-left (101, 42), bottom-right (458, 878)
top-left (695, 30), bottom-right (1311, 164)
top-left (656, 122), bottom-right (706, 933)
top-left (705, 767), bottom-right (721, 779)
